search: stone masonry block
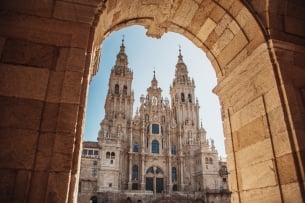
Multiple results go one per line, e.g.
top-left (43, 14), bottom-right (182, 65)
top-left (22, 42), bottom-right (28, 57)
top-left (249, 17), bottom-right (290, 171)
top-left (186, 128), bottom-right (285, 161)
top-left (0, 37), bottom-right (5, 56)
top-left (46, 172), bottom-right (70, 203)
top-left (61, 71), bottom-right (83, 104)
top-left (282, 182), bottom-right (303, 203)
top-left (231, 96), bottom-right (265, 132)
top-left (1, 39), bottom-right (58, 69)
top-left (57, 103), bottom-right (79, 133)
top-left (211, 29), bottom-right (234, 56)
top-left (0, 128), bottom-right (37, 170)
top-left (197, 18), bottom-right (216, 43)
top-left (0, 169), bottom-right (16, 202)
top-left (50, 152), bottom-right (73, 172)
top-left (27, 171), bottom-right (49, 203)
top-left (277, 153), bottom-right (299, 184)
top-left (174, 0), bottom-right (198, 28)
top-left (186, 1), bottom-right (215, 33)
top-left (232, 117), bottom-right (267, 151)
top-left (0, 96), bottom-right (44, 130)
top-left (1, 0), bottom-right (53, 17)
top-left (46, 71), bottom-right (65, 103)
top-left (13, 170), bottom-right (31, 202)
top-left (0, 64), bottom-right (49, 101)
top-left (34, 133), bottom-right (56, 171)
top-left (66, 48), bottom-right (86, 73)
top-left (217, 30), bottom-right (248, 68)
top-left (235, 138), bottom-right (273, 169)
top-left (53, 0), bottom-right (97, 24)
top-left (41, 102), bottom-right (60, 133)
top-left (240, 185), bottom-right (281, 203)
top-left (215, 14), bottom-right (232, 36)
top-left (239, 160), bottom-right (277, 191)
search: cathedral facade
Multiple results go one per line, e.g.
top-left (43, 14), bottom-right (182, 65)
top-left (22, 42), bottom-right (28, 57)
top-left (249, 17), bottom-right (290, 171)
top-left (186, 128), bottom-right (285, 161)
top-left (78, 41), bottom-right (230, 203)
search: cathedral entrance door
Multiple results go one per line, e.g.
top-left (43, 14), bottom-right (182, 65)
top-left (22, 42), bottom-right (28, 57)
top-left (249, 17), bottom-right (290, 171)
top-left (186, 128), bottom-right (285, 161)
top-left (145, 177), bottom-right (153, 191)
top-left (145, 166), bottom-right (164, 193)
top-left (156, 178), bottom-right (164, 193)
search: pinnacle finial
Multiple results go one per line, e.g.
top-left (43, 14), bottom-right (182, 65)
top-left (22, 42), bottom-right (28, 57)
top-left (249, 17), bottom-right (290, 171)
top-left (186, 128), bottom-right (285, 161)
top-left (122, 34), bottom-right (125, 45)
top-left (179, 44), bottom-right (181, 55)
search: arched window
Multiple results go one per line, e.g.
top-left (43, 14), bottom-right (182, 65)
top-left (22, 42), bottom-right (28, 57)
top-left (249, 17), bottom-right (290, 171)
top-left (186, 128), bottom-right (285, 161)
top-left (151, 140), bottom-right (159, 154)
top-left (132, 165), bottom-right (138, 180)
top-left (111, 152), bottom-right (115, 159)
top-left (114, 84), bottom-right (119, 95)
top-left (181, 93), bottom-right (185, 102)
top-left (133, 144), bottom-right (139, 152)
top-left (188, 94), bottom-right (192, 103)
top-left (123, 85), bottom-right (127, 95)
top-left (106, 152), bottom-right (110, 159)
top-left (171, 145), bottom-right (177, 155)
top-left (209, 157), bottom-right (213, 164)
top-left (172, 167), bottom-right (177, 182)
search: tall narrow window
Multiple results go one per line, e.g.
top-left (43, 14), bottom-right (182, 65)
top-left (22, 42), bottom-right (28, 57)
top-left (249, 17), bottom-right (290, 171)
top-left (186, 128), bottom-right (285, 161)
top-left (181, 93), bottom-right (185, 102)
top-left (132, 165), bottom-right (138, 180)
top-left (111, 152), bottom-right (115, 159)
top-left (133, 144), bottom-right (139, 152)
top-left (152, 140), bottom-right (159, 154)
top-left (188, 94), bottom-right (192, 103)
top-left (172, 167), bottom-right (177, 182)
top-left (92, 169), bottom-right (97, 177)
top-left (171, 145), bottom-right (177, 155)
top-left (114, 84), bottom-right (119, 95)
top-left (106, 152), bottom-right (110, 159)
top-left (123, 85), bottom-right (127, 95)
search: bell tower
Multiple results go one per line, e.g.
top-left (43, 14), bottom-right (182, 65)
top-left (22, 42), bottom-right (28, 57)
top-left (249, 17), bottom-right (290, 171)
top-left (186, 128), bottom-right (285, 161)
top-left (170, 48), bottom-right (200, 129)
top-left (97, 39), bottom-right (134, 192)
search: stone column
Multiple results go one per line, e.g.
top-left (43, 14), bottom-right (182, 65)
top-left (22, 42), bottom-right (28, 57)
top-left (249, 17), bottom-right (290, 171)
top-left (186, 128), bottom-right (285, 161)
top-left (140, 155), bottom-right (145, 190)
top-left (128, 154), bottom-right (132, 190)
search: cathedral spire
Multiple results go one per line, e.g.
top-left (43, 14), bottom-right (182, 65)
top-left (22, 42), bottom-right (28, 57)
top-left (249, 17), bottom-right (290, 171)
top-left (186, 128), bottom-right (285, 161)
top-left (151, 69), bottom-right (158, 88)
top-left (119, 35), bottom-right (125, 53)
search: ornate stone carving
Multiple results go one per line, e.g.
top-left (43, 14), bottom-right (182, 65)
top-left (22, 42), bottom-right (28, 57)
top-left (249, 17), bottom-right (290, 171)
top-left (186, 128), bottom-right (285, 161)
top-left (145, 0), bottom-right (181, 38)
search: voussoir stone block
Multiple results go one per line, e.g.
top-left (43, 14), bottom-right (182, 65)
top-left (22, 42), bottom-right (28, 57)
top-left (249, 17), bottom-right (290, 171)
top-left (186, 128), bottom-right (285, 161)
top-left (1, 39), bottom-right (58, 69)
top-left (46, 172), bottom-right (70, 203)
top-left (0, 128), bottom-right (37, 169)
top-left (0, 64), bottom-right (50, 101)
top-left (0, 96), bottom-right (44, 130)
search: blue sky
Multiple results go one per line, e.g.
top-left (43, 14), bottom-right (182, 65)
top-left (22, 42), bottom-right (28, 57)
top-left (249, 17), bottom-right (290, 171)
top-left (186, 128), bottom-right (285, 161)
top-left (84, 25), bottom-right (226, 157)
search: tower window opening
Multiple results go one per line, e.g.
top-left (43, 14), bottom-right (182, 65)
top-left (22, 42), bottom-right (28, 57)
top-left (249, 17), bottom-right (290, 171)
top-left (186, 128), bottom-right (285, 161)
top-left (181, 93), bottom-right (185, 102)
top-left (111, 152), bottom-right (115, 159)
top-left (123, 85), bottom-right (127, 95)
top-left (106, 152), bottom-right (110, 159)
top-left (188, 94), bottom-right (192, 103)
top-left (115, 84), bottom-right (119, 95)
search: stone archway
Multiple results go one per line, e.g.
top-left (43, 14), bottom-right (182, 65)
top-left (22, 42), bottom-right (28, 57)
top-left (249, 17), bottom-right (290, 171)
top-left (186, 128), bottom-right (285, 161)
top-left (0, 1), bottom-right (304, 203)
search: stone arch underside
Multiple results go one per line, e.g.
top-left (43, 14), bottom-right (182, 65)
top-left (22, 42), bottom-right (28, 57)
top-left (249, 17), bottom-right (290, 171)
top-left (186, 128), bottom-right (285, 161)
top-left (0, 1), bottom-right (304, 203)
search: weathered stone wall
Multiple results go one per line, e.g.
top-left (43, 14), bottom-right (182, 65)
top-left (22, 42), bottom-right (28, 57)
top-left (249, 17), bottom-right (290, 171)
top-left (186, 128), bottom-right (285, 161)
top-left (0, 0), bottom-right (304, 202)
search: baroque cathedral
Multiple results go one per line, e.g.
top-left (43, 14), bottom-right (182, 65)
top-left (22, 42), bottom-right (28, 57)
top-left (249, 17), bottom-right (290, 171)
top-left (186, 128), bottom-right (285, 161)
top-left (78, 40), bottom-right (230, 203)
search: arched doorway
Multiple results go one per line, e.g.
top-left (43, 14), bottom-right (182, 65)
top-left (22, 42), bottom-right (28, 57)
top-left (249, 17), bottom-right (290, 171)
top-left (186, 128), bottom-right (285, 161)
top-left (145, 166), bottom-right (165, 193)
top-left (0, 1), bottom-right (305, 203)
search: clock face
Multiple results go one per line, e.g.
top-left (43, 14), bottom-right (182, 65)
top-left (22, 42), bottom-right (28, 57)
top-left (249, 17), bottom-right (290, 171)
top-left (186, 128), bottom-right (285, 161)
top-left (152, 96), bottom-right (157, 105)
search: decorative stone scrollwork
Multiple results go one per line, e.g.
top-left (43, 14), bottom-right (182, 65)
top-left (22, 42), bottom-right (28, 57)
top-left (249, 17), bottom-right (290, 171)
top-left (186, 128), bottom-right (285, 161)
top-left (145, 0), bottom-right (181, 38)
